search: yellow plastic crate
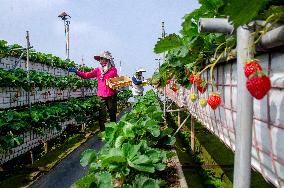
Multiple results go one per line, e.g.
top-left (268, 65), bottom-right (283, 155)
top-left (106, 76), bottom-right (132, 89)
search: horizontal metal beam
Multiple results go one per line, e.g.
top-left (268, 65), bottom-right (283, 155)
top-left (198, 18), bottom-right (234, 34)
top-left (166, 108), bottom-right (186, 113)
top-left (173, 115), bottom-right (190, 136)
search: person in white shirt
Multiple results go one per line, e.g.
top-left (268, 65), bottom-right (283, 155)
top-left (132, 68), bottom-right (146, 100)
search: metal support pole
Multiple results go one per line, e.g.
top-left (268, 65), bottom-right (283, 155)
top-left (162, 21), bottom-right (167, 121)
top-left (26, 31), bottom-right (31, 109)
top-left (166, 101), bottom-right (173, 111)
top-left (233, 26), bottom-right (254, 188)
top-left (166, 108), bottom-right (186, 113)
top-left (173, 115), bottom-right (190, 136)
top-left (30, 151), bottom-right (34, 164)
top-left (191, 116), bottom-right (195, 153)
top-left (44, 142), bottom-right (48, 154)
top-left (66, 20), bottom-right (70, 60)
top-left (163, 87), bottom-right (166, 119)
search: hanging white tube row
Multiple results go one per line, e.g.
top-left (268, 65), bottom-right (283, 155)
top-left (198, 18), bottom-right (284, 188)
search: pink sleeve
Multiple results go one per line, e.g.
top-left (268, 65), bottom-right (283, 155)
top-left (108, 67), bottom-right (118, 78)
top-left (76, 68), bottom-right (99, 79)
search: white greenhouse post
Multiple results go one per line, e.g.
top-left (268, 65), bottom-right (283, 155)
top-left (233, 26), bottom-right (254, 188)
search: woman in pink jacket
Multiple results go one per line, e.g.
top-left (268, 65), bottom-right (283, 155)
top-left (68, 51), bottom-right (118, 131)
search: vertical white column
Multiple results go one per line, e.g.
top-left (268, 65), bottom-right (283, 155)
top-left (233, 26), bottom-right (254, 188)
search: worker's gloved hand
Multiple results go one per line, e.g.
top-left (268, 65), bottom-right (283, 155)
top-left (68, 67), bottom-right (77, 73)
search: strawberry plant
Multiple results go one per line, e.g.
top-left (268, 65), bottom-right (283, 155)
top-left (0, 68), bottom-right (97, 91)
top-left (74, 90), bottom-right (176, 187)
top-left (244, 59), bottom-right (262, 78)
top-left (0, 39), bottom-right (92, 70)
top-left (0, 96), bottom-right (101, 149)
top-left (208, 93), bottom-right (221, 110)
top-left (246, 71), bottom-right (271, 99)
top-left (152, 0), bottom-right (282, 94)
top-left (71, 172), bottom-right (112, 188)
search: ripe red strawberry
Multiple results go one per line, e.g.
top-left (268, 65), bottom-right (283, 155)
top-left (171, 84), bottom-right (178, 92)
top-left (193, 75), bottom-right (201, 85)
top-left (189, 74), bottom-right (200, 85)
top-left (208, 92), bottom-right (221, 110)
top-left (246, 71), bottom-right (271, 99)
top-left (244, 59), bottom-right (262, 78)
top-left (189, 74), bottom-right (195, 84)
top-left (197, 80), bottom-right (207, 93)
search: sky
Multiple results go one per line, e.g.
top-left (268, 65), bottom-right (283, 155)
top-left (0, 0), bottom-right (200, 78)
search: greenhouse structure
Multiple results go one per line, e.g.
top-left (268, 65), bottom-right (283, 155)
top-left (0, 1), bottom-right (283, 188)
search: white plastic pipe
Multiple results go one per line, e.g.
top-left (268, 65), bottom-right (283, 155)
top-left (233, 26), bottom-right (254, 188)
top-left (198, 18), bottom-right (234, 34)
top-left (260, 25), bottom-right (284, 49)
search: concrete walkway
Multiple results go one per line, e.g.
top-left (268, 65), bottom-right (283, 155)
top-left (30, 135), bottom-right (103, 188)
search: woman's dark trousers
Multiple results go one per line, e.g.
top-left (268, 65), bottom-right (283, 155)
top-left (99, 95), bottom-right (117, 131)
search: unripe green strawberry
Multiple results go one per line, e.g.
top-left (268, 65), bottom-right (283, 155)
top-left (199, 98), bottom-right (207, 108)
top-left (246, 71), bottom-right (271, 99)
top-left (190, 93), bottom-right (198, 102)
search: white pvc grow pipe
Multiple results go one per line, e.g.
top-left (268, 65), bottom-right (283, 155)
top-left (260, 25), bottom-right (284, 49)
top-left (198, 18), bottom-right (234, 34)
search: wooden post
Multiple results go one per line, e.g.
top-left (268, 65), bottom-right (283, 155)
top-left (81, 123), bottom-right (86, 132)
top-left (44, 142), bottom-right (48, 154)
top-left (191, 116), bottom-right (195, 153)
top-left (30, 151), bottom-right (34, 164)
top-left (178, 111), bottom-right (181, 127)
